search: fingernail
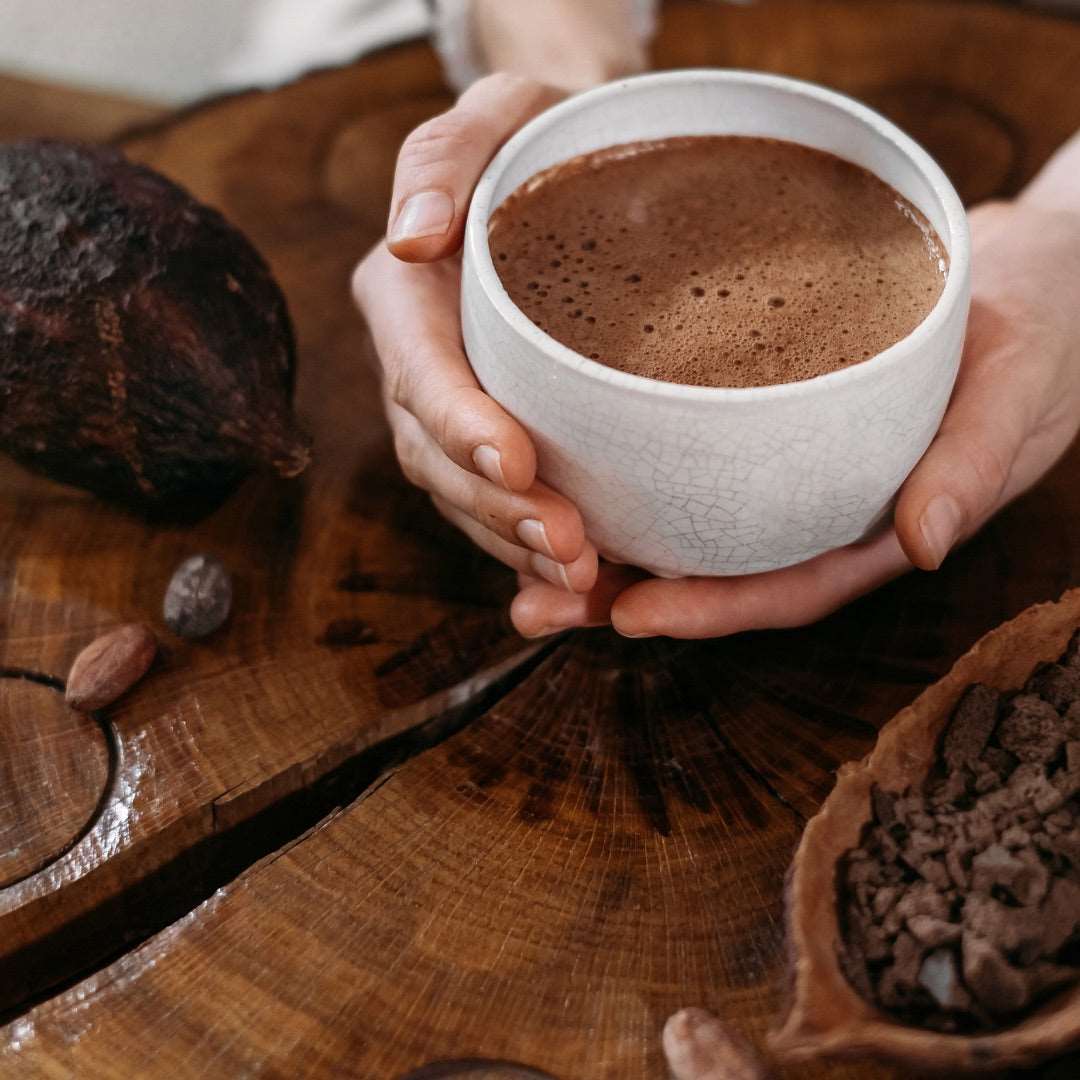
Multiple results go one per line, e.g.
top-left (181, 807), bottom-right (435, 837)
top-left (523, 625), bottom-right (560, 639)
top-left (530, 552), bottom-right (572, 592)
top-left (619, 630), bottom-right (655, 639)
top-left (472, 444), bottom-right (507, 488)
top-left (389, 190), bottom-right (454, 242)
top-left (919, 494), bottom-right (963, 569)
top-left (516, 518), bottom-right (556, 559)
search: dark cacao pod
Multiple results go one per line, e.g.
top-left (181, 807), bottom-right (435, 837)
top-left (0, 140), bottom-right (310, 518)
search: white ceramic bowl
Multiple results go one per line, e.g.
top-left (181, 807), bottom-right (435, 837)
top-left (462, 70), bottom-right (970, 577)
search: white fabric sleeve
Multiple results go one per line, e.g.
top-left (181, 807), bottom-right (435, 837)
top-left (431, 0), bottom-right (660, 92)
top-left (221, 0), bottom-right (430, 93)
top-left (631, 0), bottom-right (660, 43)
top-left (428, 0), bottom-right (480, 93)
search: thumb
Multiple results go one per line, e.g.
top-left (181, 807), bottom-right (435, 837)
top-left (894, 315), bottom-right (1027, 571)
top-left (386, 74), bottom-right (563, 263)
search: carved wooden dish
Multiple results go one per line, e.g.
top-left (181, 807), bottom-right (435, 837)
top-left (772, 588), bottom-right (1080, 1073)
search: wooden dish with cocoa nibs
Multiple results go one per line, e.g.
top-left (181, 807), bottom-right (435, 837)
top-left (770, 588), bottom-right (1080, 1073)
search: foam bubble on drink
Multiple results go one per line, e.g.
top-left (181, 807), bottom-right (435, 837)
top-left (488, 136), bottom-right (947, 389)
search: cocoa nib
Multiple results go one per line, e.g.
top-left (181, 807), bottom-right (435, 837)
top-left (0, 140), bottom-right (310, 518)
top-left (944, 684), bottom-right (1000, 770)
top-left (1026, 663), bottom-right (1080, 713)
top-left (998, 695), bottom-right (1063, 764)
top-left (839, 641), bottom-right (1080, 1033)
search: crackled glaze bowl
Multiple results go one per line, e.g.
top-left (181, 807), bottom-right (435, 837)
top-left (462, 71), bottom-right (970, 577)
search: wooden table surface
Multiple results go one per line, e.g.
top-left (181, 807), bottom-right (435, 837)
top-left (1, 2), bottom-right (1079, 1077)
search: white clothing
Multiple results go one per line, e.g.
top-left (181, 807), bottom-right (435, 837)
top-left (0, 0), bottom-right (655, 104)
top-left (1, 1), bottom-right (1074, 106)
top-left (431, 0), bottom-right (657, 91)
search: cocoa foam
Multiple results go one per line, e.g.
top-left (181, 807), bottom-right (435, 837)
top-left (488, 136), bottom-right (948, 389)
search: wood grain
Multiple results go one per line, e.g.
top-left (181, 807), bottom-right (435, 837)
top-left (0, 459), bottom-right (531, 1009)
top-left (0, 42), bottom-right (521, 1011)
top-left (0, 638), bottom-right (812, 1079)
top-left (654, 0), bottom-right (1080, 206)
top-left (0, 72), bottom-right (165, 144)
top-left (9, 534), bottom-right (1080, 1080)
top-left (0, 675), bottom-right (110, 888)
top-left (0, 1), bottom-right (1079, 1077)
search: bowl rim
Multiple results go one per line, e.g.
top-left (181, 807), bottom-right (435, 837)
top-left (464, 68), bottom-right (971, 403)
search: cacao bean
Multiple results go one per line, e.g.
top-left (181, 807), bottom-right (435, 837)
top-left (65, 622), bottom-right (157, 712)
top-left (163, 554), bottom-right (233, 639)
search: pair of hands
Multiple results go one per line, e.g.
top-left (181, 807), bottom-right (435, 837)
top-left (353, 74), bottom-right (1080, 640)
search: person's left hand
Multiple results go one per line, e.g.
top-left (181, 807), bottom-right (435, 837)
top-left (511, 198), bottom-right (1080, 639)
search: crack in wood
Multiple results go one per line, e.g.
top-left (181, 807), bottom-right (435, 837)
top-left (0, 669), bottom-right (119, 888)
top-left (397, 1061), bottom-right (558, 1079)
top-left (692, 668), bottom-right (810, 828)
top-left (0, 635), bottom-right (565, 1025)
top-left (630, 641), bottom-right (812, 828)
top-left (721, 661), bottom-right (878, 740)
top-left (0, 668), bottom-right (65, 691)
top-left (705, 712), bottom-right (808, 826)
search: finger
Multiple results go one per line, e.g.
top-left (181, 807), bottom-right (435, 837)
top-left (511, 562), bottom-right (648, 638)
top-left (894, 300), bottom-right (1030, 571)
top-left (387, 73), bottom-right (562, 262)
top-left (663, 1008), bottom-right (766, 1080)
top-left (610, 530), bottom-right (911, 639)
top-left (432, 495), bottom-right (598, 594)
top-left (353, 244), bottom-right (537, 491)
top-left (392, 402), bottom-right (586, 562)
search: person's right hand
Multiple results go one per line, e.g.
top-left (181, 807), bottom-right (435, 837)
top-left (352, 75), bottom-right (600, 595)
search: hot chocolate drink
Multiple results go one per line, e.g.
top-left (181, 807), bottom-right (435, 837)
top-left (488, 136), bottom-right (948, 388)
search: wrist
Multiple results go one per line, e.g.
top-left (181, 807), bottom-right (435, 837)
top-left (471, 0), bottom-right (650, 91)
top-left (972, 201), bottom-right (1080, 369)
top-left (1017, 130), bottom-right (1080, 219)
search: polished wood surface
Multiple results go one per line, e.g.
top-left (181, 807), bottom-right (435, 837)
top-left (0, 72), bottom-right (165, 144)
top-left (0, 677), bottom-right (109, 889)
top-left (1, 2), bottom-right (1079, 1077)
